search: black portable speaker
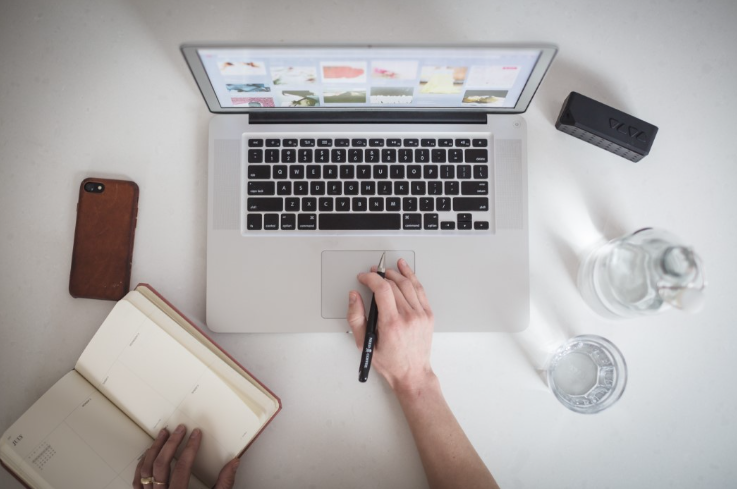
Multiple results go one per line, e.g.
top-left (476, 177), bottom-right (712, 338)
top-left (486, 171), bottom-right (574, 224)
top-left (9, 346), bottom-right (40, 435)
top-left (555, 92), bottom-right (658, 162)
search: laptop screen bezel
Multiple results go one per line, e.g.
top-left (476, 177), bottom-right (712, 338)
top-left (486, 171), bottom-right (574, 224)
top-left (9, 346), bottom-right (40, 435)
top-left (181, 43), bottom-right (557, 116)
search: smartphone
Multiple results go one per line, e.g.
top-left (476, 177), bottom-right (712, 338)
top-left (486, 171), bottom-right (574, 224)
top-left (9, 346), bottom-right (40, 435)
top-left (69, 178), bottom-right (139, 300)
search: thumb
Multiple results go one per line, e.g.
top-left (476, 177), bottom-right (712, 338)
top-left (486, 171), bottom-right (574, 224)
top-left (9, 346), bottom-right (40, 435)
top-left (214, 458), bottom-right (240, 489)
top-left (347, 291), bottom-right (366, 349)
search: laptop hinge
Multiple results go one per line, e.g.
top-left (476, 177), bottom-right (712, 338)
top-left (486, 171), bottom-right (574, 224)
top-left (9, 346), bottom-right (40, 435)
top-left (248, 110), bottom-right (488, 125)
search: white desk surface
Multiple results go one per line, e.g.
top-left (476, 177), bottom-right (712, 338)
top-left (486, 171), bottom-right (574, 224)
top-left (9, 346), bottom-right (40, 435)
top-left (2, 1), bottom-right (736, 487)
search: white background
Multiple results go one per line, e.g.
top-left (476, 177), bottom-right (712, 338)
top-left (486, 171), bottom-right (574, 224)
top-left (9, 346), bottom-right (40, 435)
top-left (1, 1), bottom-right (736, 488)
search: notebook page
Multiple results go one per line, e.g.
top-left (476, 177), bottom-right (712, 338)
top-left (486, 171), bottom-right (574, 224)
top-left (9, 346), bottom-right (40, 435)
top-left (74, 300), bottom-right (261, 485)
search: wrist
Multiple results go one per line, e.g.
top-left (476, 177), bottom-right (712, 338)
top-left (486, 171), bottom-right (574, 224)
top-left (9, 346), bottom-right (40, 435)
top-left (392, 368), bottom-right (440, 403)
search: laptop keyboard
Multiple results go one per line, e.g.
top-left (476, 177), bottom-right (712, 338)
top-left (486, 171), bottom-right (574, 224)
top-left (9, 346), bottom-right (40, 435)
top-left (243, 134), bottom-right (492, 233)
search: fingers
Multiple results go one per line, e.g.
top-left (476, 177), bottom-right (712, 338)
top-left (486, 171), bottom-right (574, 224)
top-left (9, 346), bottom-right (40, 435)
top-left (169, 428), bottom-right (202, 487)
top-left (214, 458), bottom-right (241, 489)
top-left (152, 424), bottom-right (187, 484)
top-left (357, 271), bottom-right (398, 319)
top-left (397, 258), bottom-right (432, 313)
top-left (133, 455), bottom-right (145, 489)
top-left (140, 428), bottom-right (169, 485)
top-left (384, 268), bottom-right (421, 310)
top-left (346, 291), bottom-right (367, 348)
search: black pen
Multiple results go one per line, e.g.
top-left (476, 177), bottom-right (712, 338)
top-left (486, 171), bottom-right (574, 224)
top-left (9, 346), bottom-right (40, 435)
top-left (359, 252), bottom-right (386, 383)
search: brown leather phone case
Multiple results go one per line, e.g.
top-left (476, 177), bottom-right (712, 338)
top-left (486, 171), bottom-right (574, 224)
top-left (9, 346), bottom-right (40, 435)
top-left (69, 178), bottom-right (139, 300)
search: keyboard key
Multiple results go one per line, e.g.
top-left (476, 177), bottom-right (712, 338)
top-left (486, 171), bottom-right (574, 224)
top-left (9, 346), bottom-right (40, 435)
top-left (407, 165), bottom-right (422, 179)
top-left (310, 181), bottom-right (325, 195)
top-left (399, 149), bottom-right (413, 163)
top-left (331, 149), bottom-right (346, 163)
top-left (461, 181), bottom-right (489, 195)
top-left (472, 139), bottom-right (488, 147)
top-left (349, 149), bottom-right (363, 163)
top-left (315, 149), bottom-right (330, 163)
top-left (423, 165), bottom-right (438, 179)
top-left (361, 181), bottom-right (376, 195)
top-left (302, 197), bottom-right (317, 211)
top-left (336, 197), bottom-right (350, 211)
top-left (298, 213), bottom-right (317, 230)
top-left (474, 221), bottom-right (490, 230)
top-left (474, 165), bottom-right (489, 179)
top-left (448, 149), bottom-right (463, 163)
top-left (320, 213), bottom-right (401, 230)
top-left (298, 149), bottom-right (313, 163)
top-left (265, 149), bottom-right (280, 163)
top-left (248, 181), bottom-right (275, 195)
top-left (403, 197), bottom-right (418, 212)
top-left (458, 221), bottom-right (472, 230)
top-left (453, 197), bottom-right (490, 211)
top-left (281, 213), bottom-right (296, 230)
top-left (415, 149), bottom-right (429, 163)
top-left (431, 149), bottom-right (446, 163)
top-left (457, 213), bottom-right (472, 222)
top-left (352, 197), bottom-right (367, 211)
top-left (273, 165), bottom-right (288, 179)
top-left (386, 197), bottom-right (401, 211)
top-left (440, 165), bottom-right (455, 179)
top-left (378, 181), bottom-right (392, 195)
top-left (390, 166), bottom-right (405, 179)
top-left (344, 181), bottom-right (359, 195)
top-left (247, 214), bottom-right (262, 230)
top-left (285, 198), bottom-right (300, 212)
top-left (264, 214), bottom-right (279, 230)
top-left (369, 197), bottom-right (384, 211)
top-left (424, 213), bottom-right (439, 229)
top-left (327, 182), bottom-right (342, 195)
top-left (323, 166), bottom-right (338, 179)
top-left (283, 139), bottom-right (298, 147)
top-left (248, 149), bottom-right (263, 163)
top-left (248, 139), bottom-right (264, 147)
top-left (248, 165), bottom-right (270, 179)
top-left (457, 165), bottom-right (472, 179)
top-left (290, 165), bottom-right (304, 179)
top-left (352, 138), bottom-right (367, 147)
top-left (420, 197), bottom-right (434, 211)
top-left (340, 165), bottom-right (355, 179)
top-left (373, 165), bottom-right (388, 179)
top-left (281, 149), bottom-right (296, 163)
top-left (403, 138), bottom-right (419, 147)
top-left (411, 181), bottom-right (426, 195)
top-left (306, 165), bottom-right (321, 179)
top-left (319, 197), bottom-right (334, 211)
top-left (387, 138), bottom-right (402, 147)
top-left (356, 165), bottom-right (371, 179)
top-left (437, 197), bottom-right (451, 211)
top-left (294, 181), bottom-right (309, 195)
top-left (441, 221), bottom-right (456, 229)
top-left (369, 139), bottom-right (384, 147)
top-left (382, 149), bottom-right (397, 163)
top-left (465, 149), bottom-right (488, 162)
top-left (365, 148), bottom-right (380, 163)
top-left (455, 139), bottom-right (471, 147)
top-left (266, 139), bottom-right (281, 147)
top-left (421, 139), bottom-right (436, 147)
top-left (439, 139), bottom-right (453, 147)
top-left (403, 213), bottom-right (422, 229)
top-left (335, 138), bottom-right (350, 147)
top-left (428, 181), bottom-right (442, 195)
top-left (317, 139), bottom-right (332, 147)
top-left (394, 181), bottom-right (409, 195)
top-left (300, 138), bottom-right (316, 147)
top-left (247, 198), bottom-right (283, 212)
top-left (277, 181), bottom-right (291, 195)
top-left (444, 181), bottom-right (459, 195)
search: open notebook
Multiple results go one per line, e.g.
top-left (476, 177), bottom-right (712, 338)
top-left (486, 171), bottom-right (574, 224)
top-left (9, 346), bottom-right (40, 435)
top-left (0, 285), bottom-right (281, 489)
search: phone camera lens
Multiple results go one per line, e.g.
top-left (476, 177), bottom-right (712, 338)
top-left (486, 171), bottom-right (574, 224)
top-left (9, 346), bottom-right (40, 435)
top-left (84, 182), bottom-right (104, 193)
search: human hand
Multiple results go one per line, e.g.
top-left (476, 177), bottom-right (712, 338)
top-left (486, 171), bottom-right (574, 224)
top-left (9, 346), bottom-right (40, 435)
top-left (133, 424), bottom-right (240, 489)
top-left (347, 258), bottom-right (435, 392)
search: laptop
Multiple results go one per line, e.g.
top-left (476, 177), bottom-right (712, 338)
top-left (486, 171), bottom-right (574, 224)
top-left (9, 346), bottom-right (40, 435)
top-left (181, 43), bottom-right (557, 333)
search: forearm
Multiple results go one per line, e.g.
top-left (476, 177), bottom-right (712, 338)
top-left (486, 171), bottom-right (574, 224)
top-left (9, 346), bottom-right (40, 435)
top-left (394, 373), bottom-right (499, 489)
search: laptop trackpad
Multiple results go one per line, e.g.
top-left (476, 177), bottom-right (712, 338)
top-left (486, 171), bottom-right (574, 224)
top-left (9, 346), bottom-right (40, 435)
top-left (321, 250), bottom-right (415, 319)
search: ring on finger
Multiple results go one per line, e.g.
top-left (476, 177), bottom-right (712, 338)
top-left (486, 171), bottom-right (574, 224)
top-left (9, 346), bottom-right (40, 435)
top-left (140, 476), bottom-right (154, 485)
top-left (153, 480), bottom-right (168, 487)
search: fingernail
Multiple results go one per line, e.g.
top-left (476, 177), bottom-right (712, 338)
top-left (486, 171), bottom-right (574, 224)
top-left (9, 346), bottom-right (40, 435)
top-left (159, 428), bottom-right (168, 437)
top-left (349, 292), bottom-right (357, 303)
top-left (175, 424), bottom-right (185, 434)
top-left (399, 258), bottom-right (406, 266)
top-left (192, 428), bottom-right (201, 439)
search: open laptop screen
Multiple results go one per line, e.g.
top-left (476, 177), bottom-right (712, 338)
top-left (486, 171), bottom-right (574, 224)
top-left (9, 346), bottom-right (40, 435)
top-left (182, 44), bottom-right (557, 114)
